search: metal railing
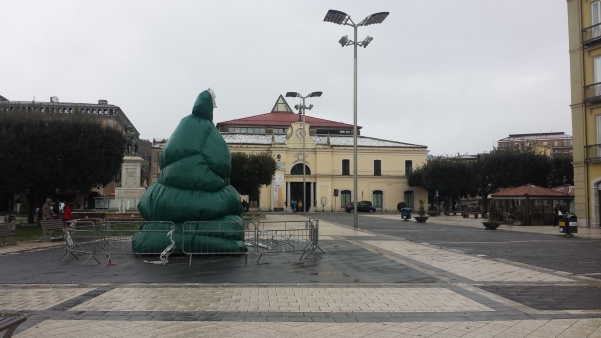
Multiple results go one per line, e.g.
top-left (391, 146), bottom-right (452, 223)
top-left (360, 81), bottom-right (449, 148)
top-left (250, 219), bottom-right (322, 264)
top-left (582, 23), bottom-right (601, 46)
top-left (58, 218), bottom-right (322, 266)
top-left (584, 83), bottom-right (601, 103)
top-left (182, 221), bottom-right (253, 266)
top-left (585, 144), bottom-right (601, 162)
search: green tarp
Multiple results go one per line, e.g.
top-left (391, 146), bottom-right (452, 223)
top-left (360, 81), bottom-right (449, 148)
top-left (134, 89), bottom-right (245, 253)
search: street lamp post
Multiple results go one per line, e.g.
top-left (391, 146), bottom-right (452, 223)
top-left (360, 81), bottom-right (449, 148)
top-left (285, 91), bottom-right (322, 215)
top-left (324, 9), bottom-right (389, 229)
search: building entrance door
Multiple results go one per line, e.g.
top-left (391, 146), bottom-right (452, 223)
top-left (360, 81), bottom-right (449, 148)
top-left (290, 182), bottom-right (311, 212)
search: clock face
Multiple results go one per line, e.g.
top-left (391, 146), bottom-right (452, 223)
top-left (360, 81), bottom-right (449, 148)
top-left (295, 128), bottom-right (305, 139)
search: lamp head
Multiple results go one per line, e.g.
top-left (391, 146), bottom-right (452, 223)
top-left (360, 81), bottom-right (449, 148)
top-left (361, 36), bottom-right (373, 48)
top-left (308, 91), bottom-right (323, 98)
top-left (358, 12), bottom-right (389, 26)
top-left (324, 9), bottom-right (350, 25)
top-left (307, 104), bottom-right (314, 110)
top-left (339, 35), bottom-right (349, 47)
top-left (294, 104), bottom-right (300, 110)
top-left (286, 92), bottom-right (300, 98)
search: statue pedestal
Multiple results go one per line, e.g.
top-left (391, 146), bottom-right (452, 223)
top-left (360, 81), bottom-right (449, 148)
top-left (115, 156), bottom-right (145, 211)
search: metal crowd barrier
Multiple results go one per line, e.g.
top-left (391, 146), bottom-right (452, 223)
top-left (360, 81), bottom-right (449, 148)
top-left (58, 217), bottom-right (322, 266)
top-left (59, 222), bottom-right (102, 265)
top-left (249, 219), bottom-right (322, 264)
top-left (101, 220), bottom-right (174, 265)
top-left (181, 221), bottom-right (254, 266)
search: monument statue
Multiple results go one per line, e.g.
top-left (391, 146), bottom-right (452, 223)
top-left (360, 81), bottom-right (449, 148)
top-left (126, 126), bottom-right (139, 155)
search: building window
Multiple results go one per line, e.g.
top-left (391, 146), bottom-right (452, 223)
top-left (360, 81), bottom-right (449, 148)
top-left (593, 1), bottom-right (601, 39)
top-left (341, 190), bottom-right (351, 208)
top-left (290, 163), bottom-right (311, 175)
top-left (405, 160), bottom-right (413, 174)
top-left (373, 190), bottom-right (383, 207)
top-left (374, 160), bottom-right (381, 176)
top-left (565, 140), bottom-right (572, 146)
top-left (228, 127), bottom-right (266, 134)
top-left (404, 191), bottom-right (414, 208)
top-left (342, 159), bottom-right (350, 175)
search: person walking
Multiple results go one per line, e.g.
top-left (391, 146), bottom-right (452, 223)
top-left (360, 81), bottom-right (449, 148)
top-left (42, 198), bottom-right (52, 220)
top-left (62, 202), bottom-right (72, 226)
top-left (291, 199), bottom-right (297, 212)
top-left (298, 200), bottom-right (303, 212)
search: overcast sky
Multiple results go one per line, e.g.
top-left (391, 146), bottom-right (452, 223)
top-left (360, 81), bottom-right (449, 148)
top-left (0, 1), bottom-right (571, 156)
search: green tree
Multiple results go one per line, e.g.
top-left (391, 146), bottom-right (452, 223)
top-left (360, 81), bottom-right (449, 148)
top-left (548, 154), bottom-right (574, 186)
top-left (230, 152), bottom-right (277, 197)
top-left (0, 112), bottom-right (126, 223)
top-left (472, 149), bottom-right (554, 211)
top-left (408, 157), bottom-right (473, 210)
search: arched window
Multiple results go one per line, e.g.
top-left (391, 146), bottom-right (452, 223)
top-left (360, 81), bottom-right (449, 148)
top-left (290, 163), bottom-right (311, 175)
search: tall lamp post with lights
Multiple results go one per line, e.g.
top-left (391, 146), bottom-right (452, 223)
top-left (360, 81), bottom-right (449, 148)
top-left (324, 9), bottom-right (389, 229)
top-left (285, 91), bottom-right (322, 214)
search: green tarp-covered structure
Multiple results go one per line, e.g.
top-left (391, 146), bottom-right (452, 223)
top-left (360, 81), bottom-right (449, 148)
top-left (133, 89), bottom-right (246, 253)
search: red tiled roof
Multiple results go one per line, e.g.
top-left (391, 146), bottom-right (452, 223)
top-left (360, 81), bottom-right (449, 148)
top-left (551, 185), bottom-right (575, 197)
top-left (216, 111), bottom-right (358, 129)
top-left (491, 184), bottom-right (565, 197)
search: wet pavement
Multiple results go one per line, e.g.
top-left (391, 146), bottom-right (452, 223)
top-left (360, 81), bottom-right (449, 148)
top-left (1, 213), bottom-right (601, 337)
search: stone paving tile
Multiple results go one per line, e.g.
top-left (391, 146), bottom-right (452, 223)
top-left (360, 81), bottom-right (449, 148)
top-left (70, 287), bottom-right (493, 313)
top-left (480, 285), bottom-right (601, 311)
top-left (365, 240), bottom-right (573, 282)
top-left (13, 319), bottom-right (601, 337)
top-left (0, 288), bottom-right (94, 311)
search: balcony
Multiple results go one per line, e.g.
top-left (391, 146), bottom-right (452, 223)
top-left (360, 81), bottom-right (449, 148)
top-left (583, 23), bottom-right (601, 47)
top-left (585, 144), bottom-right (601, 162)
top-left (584, 83), bottom-right (601, 103)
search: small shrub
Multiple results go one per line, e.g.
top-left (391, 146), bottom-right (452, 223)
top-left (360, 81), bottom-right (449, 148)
top-left (488, 203), bottom-right (500, 222)
top-left (417, 199), bottom-right (426, 217)
top-left (397, 202), bottom-right (407, 212)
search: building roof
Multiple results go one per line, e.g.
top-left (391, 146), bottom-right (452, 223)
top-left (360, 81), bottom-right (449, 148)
top-left (0, 95), bottom-right (8, 101)
top-left (221, 133), bottom-right (426, 148)
top-left (491, 184), bottom-right (567, 198)
top-left (498, 132), bottom-right (572, 142)
top-left (551, 185), bottom-right (575, 197)
top-left (216, 95), bottom-right (358, 130)
top-left (0, 97), bottom-right (138, 134)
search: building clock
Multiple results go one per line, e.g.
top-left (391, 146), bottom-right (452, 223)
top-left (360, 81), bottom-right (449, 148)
top-left (295, 128), bottom-right (305, 139)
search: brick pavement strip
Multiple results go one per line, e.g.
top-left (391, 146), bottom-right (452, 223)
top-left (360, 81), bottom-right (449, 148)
top-left (13, 318), bottom-right (601, 337)
top-left (69, 287), bottom-right (494, 313)
top-left (0, 288), bottom-right (94, 311)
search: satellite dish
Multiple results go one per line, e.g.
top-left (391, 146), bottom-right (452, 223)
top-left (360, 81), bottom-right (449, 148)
top-left (50, 96), bottom-right (59, 103)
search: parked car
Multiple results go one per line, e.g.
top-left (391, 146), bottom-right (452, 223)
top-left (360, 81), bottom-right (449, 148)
top-left (345, 202), bottom-right (376, 213)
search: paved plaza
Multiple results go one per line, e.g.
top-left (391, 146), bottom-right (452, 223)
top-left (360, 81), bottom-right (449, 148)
top-left (1, 213), bottom-right (601, 337)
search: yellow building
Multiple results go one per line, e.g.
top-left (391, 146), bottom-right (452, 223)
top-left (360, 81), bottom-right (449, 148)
top-left (220, 96), bottom-right (429, 212)
top-left (567, 0), bottom-right (601, 227)
top-left (152, 95), bottom-right (429, 212)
